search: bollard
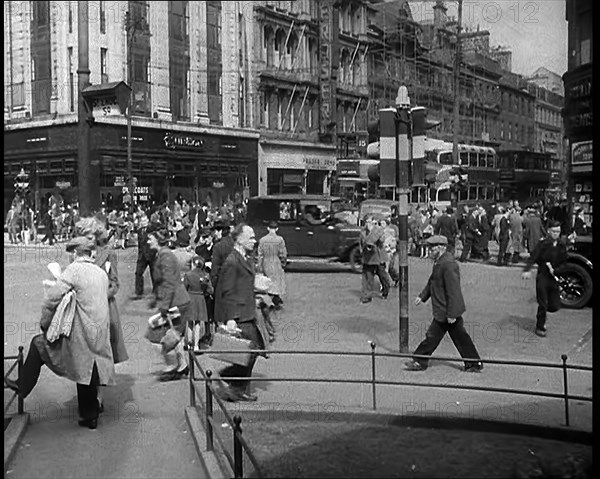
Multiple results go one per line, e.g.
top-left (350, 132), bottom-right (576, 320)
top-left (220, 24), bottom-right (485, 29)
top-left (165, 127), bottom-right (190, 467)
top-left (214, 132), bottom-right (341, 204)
top-left (233, 415), bottom-right (243, 478)
top-left (205, 370), bottom-right (214, 451)
top-left (369, 341), bottom-right (377, 411)
top-left (561, 354), bottom-right (570, 427)
top-left (18, 346), bottom-right (24, 415)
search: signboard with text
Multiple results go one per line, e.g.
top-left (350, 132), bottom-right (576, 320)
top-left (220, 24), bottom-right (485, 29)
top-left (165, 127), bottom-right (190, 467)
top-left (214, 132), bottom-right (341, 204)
top-left (571, 141), bottom-right (592, 165)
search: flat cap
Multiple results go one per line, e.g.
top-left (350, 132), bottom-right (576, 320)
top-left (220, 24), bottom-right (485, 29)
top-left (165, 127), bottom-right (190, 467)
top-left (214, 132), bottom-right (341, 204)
top-left (425, 235), bottom-right (448, 246)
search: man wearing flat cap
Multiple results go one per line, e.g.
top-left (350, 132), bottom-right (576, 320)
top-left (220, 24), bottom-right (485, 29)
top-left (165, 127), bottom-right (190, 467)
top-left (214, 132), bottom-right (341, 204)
top-left (405, 235), bottom-right (483, 373)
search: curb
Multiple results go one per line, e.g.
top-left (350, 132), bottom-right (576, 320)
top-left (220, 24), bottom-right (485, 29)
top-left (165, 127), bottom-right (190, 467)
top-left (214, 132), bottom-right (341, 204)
top-left (185, 405), bottom-right (591, 478)
top-left (185, 406), bottom-right (230, 479)
top-left (4, 413), bottom-right (30, 474)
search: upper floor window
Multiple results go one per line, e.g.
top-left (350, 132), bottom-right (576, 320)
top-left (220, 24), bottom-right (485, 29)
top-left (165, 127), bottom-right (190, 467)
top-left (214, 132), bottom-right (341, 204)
top-left (100, 1), bottom-right (106, 33)
top-left (100, 48), bottom-right (108, 83)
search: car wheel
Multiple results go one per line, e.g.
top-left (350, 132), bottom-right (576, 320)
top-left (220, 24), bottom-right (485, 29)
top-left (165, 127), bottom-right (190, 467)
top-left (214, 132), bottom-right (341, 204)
top-left (349, 245), bottom-right (362, 273)
top-left (556, 263), bottom-right (592, 309)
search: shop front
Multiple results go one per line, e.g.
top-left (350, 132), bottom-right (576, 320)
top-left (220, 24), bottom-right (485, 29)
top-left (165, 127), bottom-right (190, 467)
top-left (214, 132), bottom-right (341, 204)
top-left (258, 140), bottom-right (337, 196)
top-left (563, 63), bottom-right (592, 228)
top-left (4, 121), bottom-right (259, 215)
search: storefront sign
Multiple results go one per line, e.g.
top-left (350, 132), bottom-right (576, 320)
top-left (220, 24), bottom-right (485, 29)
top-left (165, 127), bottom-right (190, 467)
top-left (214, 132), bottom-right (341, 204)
top-left (337, 160), bottom-right (360, 177)
top-left (122, 185), bottom-right (152, 202)
top-left (572, 141), bottom-right (592, 165)
top-left (304, 156), bottom-right (336, 170)
top-left (563, 67), bottom-right (592, 137)
top-left (56, 180), bottom-right (71, 189)
top-left (163, 132), bottom-right (205, 150)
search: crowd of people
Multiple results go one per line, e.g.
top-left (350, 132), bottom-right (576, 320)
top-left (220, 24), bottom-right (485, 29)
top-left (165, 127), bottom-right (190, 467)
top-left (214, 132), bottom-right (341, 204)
top-left (407, 198), bottom-right (588, 266)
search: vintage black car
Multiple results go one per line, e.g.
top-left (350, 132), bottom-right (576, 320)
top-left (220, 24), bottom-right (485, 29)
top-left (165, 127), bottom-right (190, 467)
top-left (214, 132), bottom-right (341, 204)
top-left (556, 235), bottom-right (592, 309)
top-left (246, 195), bottom-right (363, 270)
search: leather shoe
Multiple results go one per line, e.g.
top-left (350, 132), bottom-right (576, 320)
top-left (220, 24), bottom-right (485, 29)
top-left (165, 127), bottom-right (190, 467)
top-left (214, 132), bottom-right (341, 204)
top-left (159, 370), bottom-right (182, 382)
top-left (236, 392), bottom-right (257, 402)
top-left (535, 328), bottom-right (547, 338)
top-left (78, 418), bottom-right (98, 430)
top-left (464, 362), bottom-right (484, 373)
top-left (404, 360), bottom-right (426, 371)
top-left (177, 366), bottom-right (189, 377)
top-left (4, 377), bottom-right (20, 395)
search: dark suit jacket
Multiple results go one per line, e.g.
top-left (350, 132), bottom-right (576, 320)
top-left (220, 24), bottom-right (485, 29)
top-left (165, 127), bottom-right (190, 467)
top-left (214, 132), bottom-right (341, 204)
top-left (434, 214), bottom-right (458, 244)
top-left (214, 249), bottom-right (256, 324)
top-left (210, 235), bottom-right (234, 287)
top-left (419, 252), bottom-right (466, 322)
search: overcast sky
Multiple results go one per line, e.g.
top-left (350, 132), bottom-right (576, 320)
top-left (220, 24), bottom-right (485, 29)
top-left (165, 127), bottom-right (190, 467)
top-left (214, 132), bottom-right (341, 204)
top-left (407, 0), bottom-right (568, 76)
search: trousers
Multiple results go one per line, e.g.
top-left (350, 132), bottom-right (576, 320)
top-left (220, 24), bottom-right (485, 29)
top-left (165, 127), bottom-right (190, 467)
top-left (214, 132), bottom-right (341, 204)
top-left (413, 317), bottom-right (481, 369)
top-left (361, 264), bottom-right (390, 300)
top-left (535, 274), bottom-right (561, 330)
top-left (18, 339), bottom-right (100, 420)
top-left (135, 255), bottom-right (155, 296)
top-left (219, 320), bottom-right (262, 392)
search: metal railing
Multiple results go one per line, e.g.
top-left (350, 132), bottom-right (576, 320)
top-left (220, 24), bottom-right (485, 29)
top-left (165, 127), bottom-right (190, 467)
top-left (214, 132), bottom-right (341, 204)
top-left (4, 346), bottom-right (24, 416)
top-left (188, 344), bottom-right (592, 478)
top-left (188, 349), bottom-right (264, 478)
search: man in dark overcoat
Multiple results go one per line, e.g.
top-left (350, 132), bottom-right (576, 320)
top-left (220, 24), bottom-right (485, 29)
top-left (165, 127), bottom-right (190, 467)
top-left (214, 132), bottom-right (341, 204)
top-left (434, 207), bottom-right (458, 255)
top-left (214, 223), bottom-right (267, 402)
top-left (132, 216), bottom-right (156, 299)
top-left (521, 220), bottom-right (568, 337)
top-left (209, 220), bottom-right (234, 288)
top-left (459, 208), bottom-right (481, 262)
top-left (405, 235), bottom-right (483, 372)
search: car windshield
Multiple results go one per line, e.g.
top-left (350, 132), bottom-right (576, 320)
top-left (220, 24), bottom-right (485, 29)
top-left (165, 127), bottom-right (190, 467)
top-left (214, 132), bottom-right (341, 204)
top-left (360, 203), bottom-right (392, 218)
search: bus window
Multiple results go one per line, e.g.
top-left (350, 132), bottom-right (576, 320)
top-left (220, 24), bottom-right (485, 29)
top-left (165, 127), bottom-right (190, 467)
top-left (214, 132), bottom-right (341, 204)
top-left (479, 153), bottom-right (487, 168)
top-left (468, 185), bottom-right (477, 201)
top-left (438, 152), bottom-right (453, 165)
top-left (458, 189), bottom-right (467, 201)
top-left (437, 188), bottom-right (451, 202)
top-left (459, 151), bottom-right (470, 166)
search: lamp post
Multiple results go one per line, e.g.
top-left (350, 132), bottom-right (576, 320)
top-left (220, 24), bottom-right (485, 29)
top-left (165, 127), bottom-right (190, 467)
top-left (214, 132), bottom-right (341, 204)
top-left (77, 1), bottom-right (91, 216)
top-left (395, 86), bottom-right (412, 353)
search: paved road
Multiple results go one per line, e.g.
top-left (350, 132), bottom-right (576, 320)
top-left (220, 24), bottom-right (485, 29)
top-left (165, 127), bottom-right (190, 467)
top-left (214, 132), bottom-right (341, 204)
top-left (4, 242), bottom-right (593, 477)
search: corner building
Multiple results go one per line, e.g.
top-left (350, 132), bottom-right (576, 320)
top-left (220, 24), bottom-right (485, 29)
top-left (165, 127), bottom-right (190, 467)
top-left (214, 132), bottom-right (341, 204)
top-left (4, 0), bottom-right (259, 213)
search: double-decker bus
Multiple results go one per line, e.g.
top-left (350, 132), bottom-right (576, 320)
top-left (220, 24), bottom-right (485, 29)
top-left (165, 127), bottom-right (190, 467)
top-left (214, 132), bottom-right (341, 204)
top-left (496, 150), bottom-right (554, 206)
top-left (409, 140), bottom-right (500, 210)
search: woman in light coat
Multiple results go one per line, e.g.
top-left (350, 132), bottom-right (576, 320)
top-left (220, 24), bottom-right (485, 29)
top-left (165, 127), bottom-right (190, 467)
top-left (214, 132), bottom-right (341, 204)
top-left (4, 236), bottom-right (115, 429)
top-left (508, 207), bottom-right (525, 262)
top-left (257, 221), bottom-right (288, 304)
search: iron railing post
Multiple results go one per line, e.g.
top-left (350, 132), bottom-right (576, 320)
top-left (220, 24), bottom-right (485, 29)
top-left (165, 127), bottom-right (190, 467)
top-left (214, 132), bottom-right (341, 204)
top-left (205, 370), bottom-right (214, 451)
top-left (233, 415), bottom-right (243, 478)
top-left (189, 345), bottom-right (196, 408)
top-left (369, 341), bottom-right (377, 411)
top-left (17, 345), bottom-right (24, 414)
top-left (561, 354), bottom-right (570, 427)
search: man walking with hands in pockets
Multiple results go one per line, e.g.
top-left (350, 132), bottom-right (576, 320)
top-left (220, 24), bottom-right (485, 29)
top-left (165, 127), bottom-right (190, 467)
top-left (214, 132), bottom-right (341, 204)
top-left (405, 235), bottom-right (484, 373)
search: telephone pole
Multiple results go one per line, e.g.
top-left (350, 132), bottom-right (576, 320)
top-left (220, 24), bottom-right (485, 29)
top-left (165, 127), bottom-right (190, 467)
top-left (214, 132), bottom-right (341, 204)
top-left (125, 12), bottom-right (136, 211)
top-left (452, 0), bottom-right (463, 165)
top-left (77, 1), bottom-right (91, 216)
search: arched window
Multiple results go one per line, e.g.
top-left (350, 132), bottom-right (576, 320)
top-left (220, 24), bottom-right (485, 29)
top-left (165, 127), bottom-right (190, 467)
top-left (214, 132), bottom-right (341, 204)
top-left (264, 26), bottom-right (275, 67)
top-left (275, 28), bottom-right (286, 68)
top-left (288, 33), bottom-right (298, 70)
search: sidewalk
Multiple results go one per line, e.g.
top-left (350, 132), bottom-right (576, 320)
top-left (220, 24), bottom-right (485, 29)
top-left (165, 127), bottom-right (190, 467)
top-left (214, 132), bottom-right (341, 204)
top-left (4, 248), bottom-right (591, 478)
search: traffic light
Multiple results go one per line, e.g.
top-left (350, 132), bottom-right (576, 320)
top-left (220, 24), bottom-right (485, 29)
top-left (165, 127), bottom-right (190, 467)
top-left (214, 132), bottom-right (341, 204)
top-left (14, 168), bottom-right (30, 197)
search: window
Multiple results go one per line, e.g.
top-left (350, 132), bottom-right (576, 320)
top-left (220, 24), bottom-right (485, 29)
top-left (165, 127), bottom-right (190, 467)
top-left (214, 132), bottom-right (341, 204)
top-left (100, 48), bottom-right (108, 83)
top-left (68, 2), bottom-right (73, 33)
top-left (438, 152), bottom-right (453, 165)
top-left (68, 47), bottom-right (74, 111)
top-left (468, 185), bottom-right (477, 201)
top-left (207, 1), bottom-right (222, 48)
top-left (262, 91), bottom-right (270, 127)
top-left (277, 94), bottom-right (283, 130)
top-left (100, 1), bottom-right (106, 33)
top-left (34, 0), bottom-right (49, 26)
top-left (459, 151), bottom-right (470, 166)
